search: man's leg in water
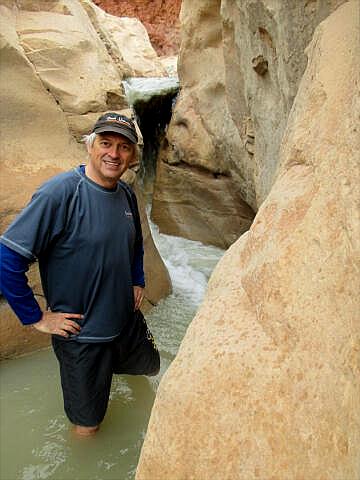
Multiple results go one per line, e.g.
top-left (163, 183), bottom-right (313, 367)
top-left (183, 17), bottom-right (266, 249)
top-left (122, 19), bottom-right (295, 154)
top-left (52, 337), bottom-right (113, 434)
top-left (72, 425), bottom-right (100, 436)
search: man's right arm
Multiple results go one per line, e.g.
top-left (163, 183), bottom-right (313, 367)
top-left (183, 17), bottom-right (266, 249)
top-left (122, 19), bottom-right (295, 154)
top-left (0, 243), bottom-right (43, 324)
top-left (0, 243), bottom-right (82, 336)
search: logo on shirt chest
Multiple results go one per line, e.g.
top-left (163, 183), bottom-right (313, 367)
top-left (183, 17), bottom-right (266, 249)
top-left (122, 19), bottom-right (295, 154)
top-left (125, 210), bottom-right (133, 218)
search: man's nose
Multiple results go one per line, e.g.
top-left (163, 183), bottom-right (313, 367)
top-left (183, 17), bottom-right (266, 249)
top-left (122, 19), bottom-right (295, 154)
top-left (108, 146), bottom-right (119, 158)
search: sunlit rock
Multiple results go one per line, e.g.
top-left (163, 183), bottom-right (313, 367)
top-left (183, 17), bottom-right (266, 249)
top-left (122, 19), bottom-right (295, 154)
top-left (0, 4), bottom-right (84, 231)
top-left (136, 2), bottom-right (360, 478)
top-left (81, 0), bottom-right (168, 78)
top-left (159, 55), bottom-right (178, 77)
top-left (14, 0), bottom-right (126, 114)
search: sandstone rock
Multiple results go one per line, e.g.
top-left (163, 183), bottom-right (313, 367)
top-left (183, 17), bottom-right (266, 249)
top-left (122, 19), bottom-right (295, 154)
top-left (94, 0), bottom-right (181, 56)
top-left (151, 157), bottom-right (254, 249)
top-left (81, 0), bottom-right (168, 78)
top-left (136, 2), bottom-right (360, 479)
top-left (159, 55), bottom-right (178, 77)
top-left (0, 4), bottom-right (84, 231)
top-left (0, 3), bottom-right (82, 358)
top-left (152, 0), bottom-right (347, 247)
top-left (15, 0), bottom-right (127, 114)
top-left (151, 0), bottom-right (254, 247)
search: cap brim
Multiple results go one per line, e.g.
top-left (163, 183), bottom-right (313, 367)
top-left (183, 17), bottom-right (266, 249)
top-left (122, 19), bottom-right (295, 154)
top-left (93, 125), bottom-right (137, 144)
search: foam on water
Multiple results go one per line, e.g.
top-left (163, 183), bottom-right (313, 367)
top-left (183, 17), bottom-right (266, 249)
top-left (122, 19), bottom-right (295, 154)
top-left (122, 77), bottom-right (179, 105)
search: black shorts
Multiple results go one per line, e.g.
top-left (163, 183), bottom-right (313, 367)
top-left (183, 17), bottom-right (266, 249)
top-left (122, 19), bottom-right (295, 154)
top-left (52, 310), bottom-right (160, 427)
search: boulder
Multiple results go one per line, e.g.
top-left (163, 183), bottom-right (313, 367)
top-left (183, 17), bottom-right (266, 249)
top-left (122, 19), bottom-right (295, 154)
top-left (94, 0), bottom-right (181, 56)
top-left (81, 0), bottom-right (168, 78)
top-left (151, 0), bottom-right (347, 247)
top-left (136, 2), bottom-right (360, 479)
top-left (0, 3), bottom-right (84, 231)
top-left (151, 157), bottom-right (254, 249)
top-left (14, 0), bottom-right (127, 114)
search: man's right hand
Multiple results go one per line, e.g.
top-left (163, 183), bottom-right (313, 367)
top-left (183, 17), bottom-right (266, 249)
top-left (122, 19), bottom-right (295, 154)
top-left (32, 311), bottom-right (83, 337)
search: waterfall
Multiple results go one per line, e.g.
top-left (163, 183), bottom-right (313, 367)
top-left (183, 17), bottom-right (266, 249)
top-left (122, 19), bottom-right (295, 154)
top-left (122, 77), bottom-right (179, 106)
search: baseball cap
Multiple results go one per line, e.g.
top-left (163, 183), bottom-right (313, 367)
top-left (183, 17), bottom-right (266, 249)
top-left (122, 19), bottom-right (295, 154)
top-left (92, 112), bottom-right (138, 144)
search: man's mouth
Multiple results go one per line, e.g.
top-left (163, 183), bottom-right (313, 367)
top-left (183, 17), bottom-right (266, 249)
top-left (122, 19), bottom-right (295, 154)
top-left (103, 160), bottom-right (121, 168)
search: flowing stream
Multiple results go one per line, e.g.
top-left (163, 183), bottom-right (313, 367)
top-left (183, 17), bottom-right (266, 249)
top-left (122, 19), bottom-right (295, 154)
top-left (0, 218), bottom-right (223, 480)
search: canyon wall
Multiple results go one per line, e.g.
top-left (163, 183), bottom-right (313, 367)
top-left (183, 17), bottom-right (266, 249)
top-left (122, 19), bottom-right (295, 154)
top-left (137, 1), bottom-right (360, 479)
top-left (94, 0), bottom-right (181, 56)
top-left (0, 0), bottom-right (172, 358)
top-left (151, 0), bottom-right (347, 248)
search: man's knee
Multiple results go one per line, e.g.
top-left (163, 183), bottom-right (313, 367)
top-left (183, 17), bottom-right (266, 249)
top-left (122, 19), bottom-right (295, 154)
top-left (146, 355), bottom-right (160, 376)
top-left (146, 366), bottom-right (160, 377)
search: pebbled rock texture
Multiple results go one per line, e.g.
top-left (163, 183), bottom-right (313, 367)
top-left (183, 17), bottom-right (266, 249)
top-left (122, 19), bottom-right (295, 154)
top-left (136, 2), bottom-right (360, 479)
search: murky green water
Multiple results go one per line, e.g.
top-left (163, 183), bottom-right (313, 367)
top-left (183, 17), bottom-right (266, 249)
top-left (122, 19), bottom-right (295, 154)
top-left (0, 222), bottom-right (223, 480)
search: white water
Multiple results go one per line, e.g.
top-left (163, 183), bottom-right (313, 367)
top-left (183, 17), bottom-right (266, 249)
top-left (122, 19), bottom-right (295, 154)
top-left (0, 218), bottom-right (224, 480)
top-left (122, 77), bottom-right (179, 105)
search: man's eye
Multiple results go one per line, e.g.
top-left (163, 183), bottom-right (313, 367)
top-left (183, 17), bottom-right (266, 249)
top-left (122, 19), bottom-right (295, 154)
top-left (100, 142), bottom-right (110, 147)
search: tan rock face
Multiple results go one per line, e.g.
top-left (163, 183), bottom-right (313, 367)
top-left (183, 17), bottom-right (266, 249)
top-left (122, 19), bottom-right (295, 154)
top-left (15, 0), bottom-right (126, 114)
top-left (136, 2), bottom-right (360, 479)
top-left (151, 0), bottom-right (346, 247)
top-left (0, 4), bottom-right (85, 230)
top-left (151, 0), bottom-right (255, 247)
top-left (80, 0), bottom-right (168, 78)
top-left (94, 0), bottom-right (181, 56)
top-left (151, 157), bottom-right (254, 249)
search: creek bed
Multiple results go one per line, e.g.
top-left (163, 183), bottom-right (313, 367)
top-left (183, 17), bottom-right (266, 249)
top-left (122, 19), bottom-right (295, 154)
top-left (0, 220), bottom-right (223, 480)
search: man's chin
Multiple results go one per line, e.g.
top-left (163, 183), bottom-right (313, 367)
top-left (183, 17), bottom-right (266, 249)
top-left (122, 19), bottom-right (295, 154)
top-left (102, 167), bottom-right (125, 180)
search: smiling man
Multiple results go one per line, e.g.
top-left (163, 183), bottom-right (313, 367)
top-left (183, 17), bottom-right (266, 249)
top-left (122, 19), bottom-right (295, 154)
top-left (0, 113), bottom-right (160, 436)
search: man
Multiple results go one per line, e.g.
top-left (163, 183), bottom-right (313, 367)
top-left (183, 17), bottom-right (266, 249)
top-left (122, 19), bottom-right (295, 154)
top-left (0, 112), bottom-right (160, 436)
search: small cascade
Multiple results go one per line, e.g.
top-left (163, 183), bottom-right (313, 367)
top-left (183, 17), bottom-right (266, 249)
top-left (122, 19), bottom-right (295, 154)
top-left (122, 77), bottom-right (179, 196)
top-left (122, 77), bottom-right (179, 105)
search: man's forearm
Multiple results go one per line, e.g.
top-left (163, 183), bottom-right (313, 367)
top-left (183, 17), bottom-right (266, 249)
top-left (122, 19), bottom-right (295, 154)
top-left (131, 245), bottom-right (145, 287)
top-left (0, 243), bottom-right (42, 325)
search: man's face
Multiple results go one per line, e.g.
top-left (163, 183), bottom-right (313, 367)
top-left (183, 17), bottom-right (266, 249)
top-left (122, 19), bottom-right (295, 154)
top-left (87, 133), bottom-right (135, 188)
